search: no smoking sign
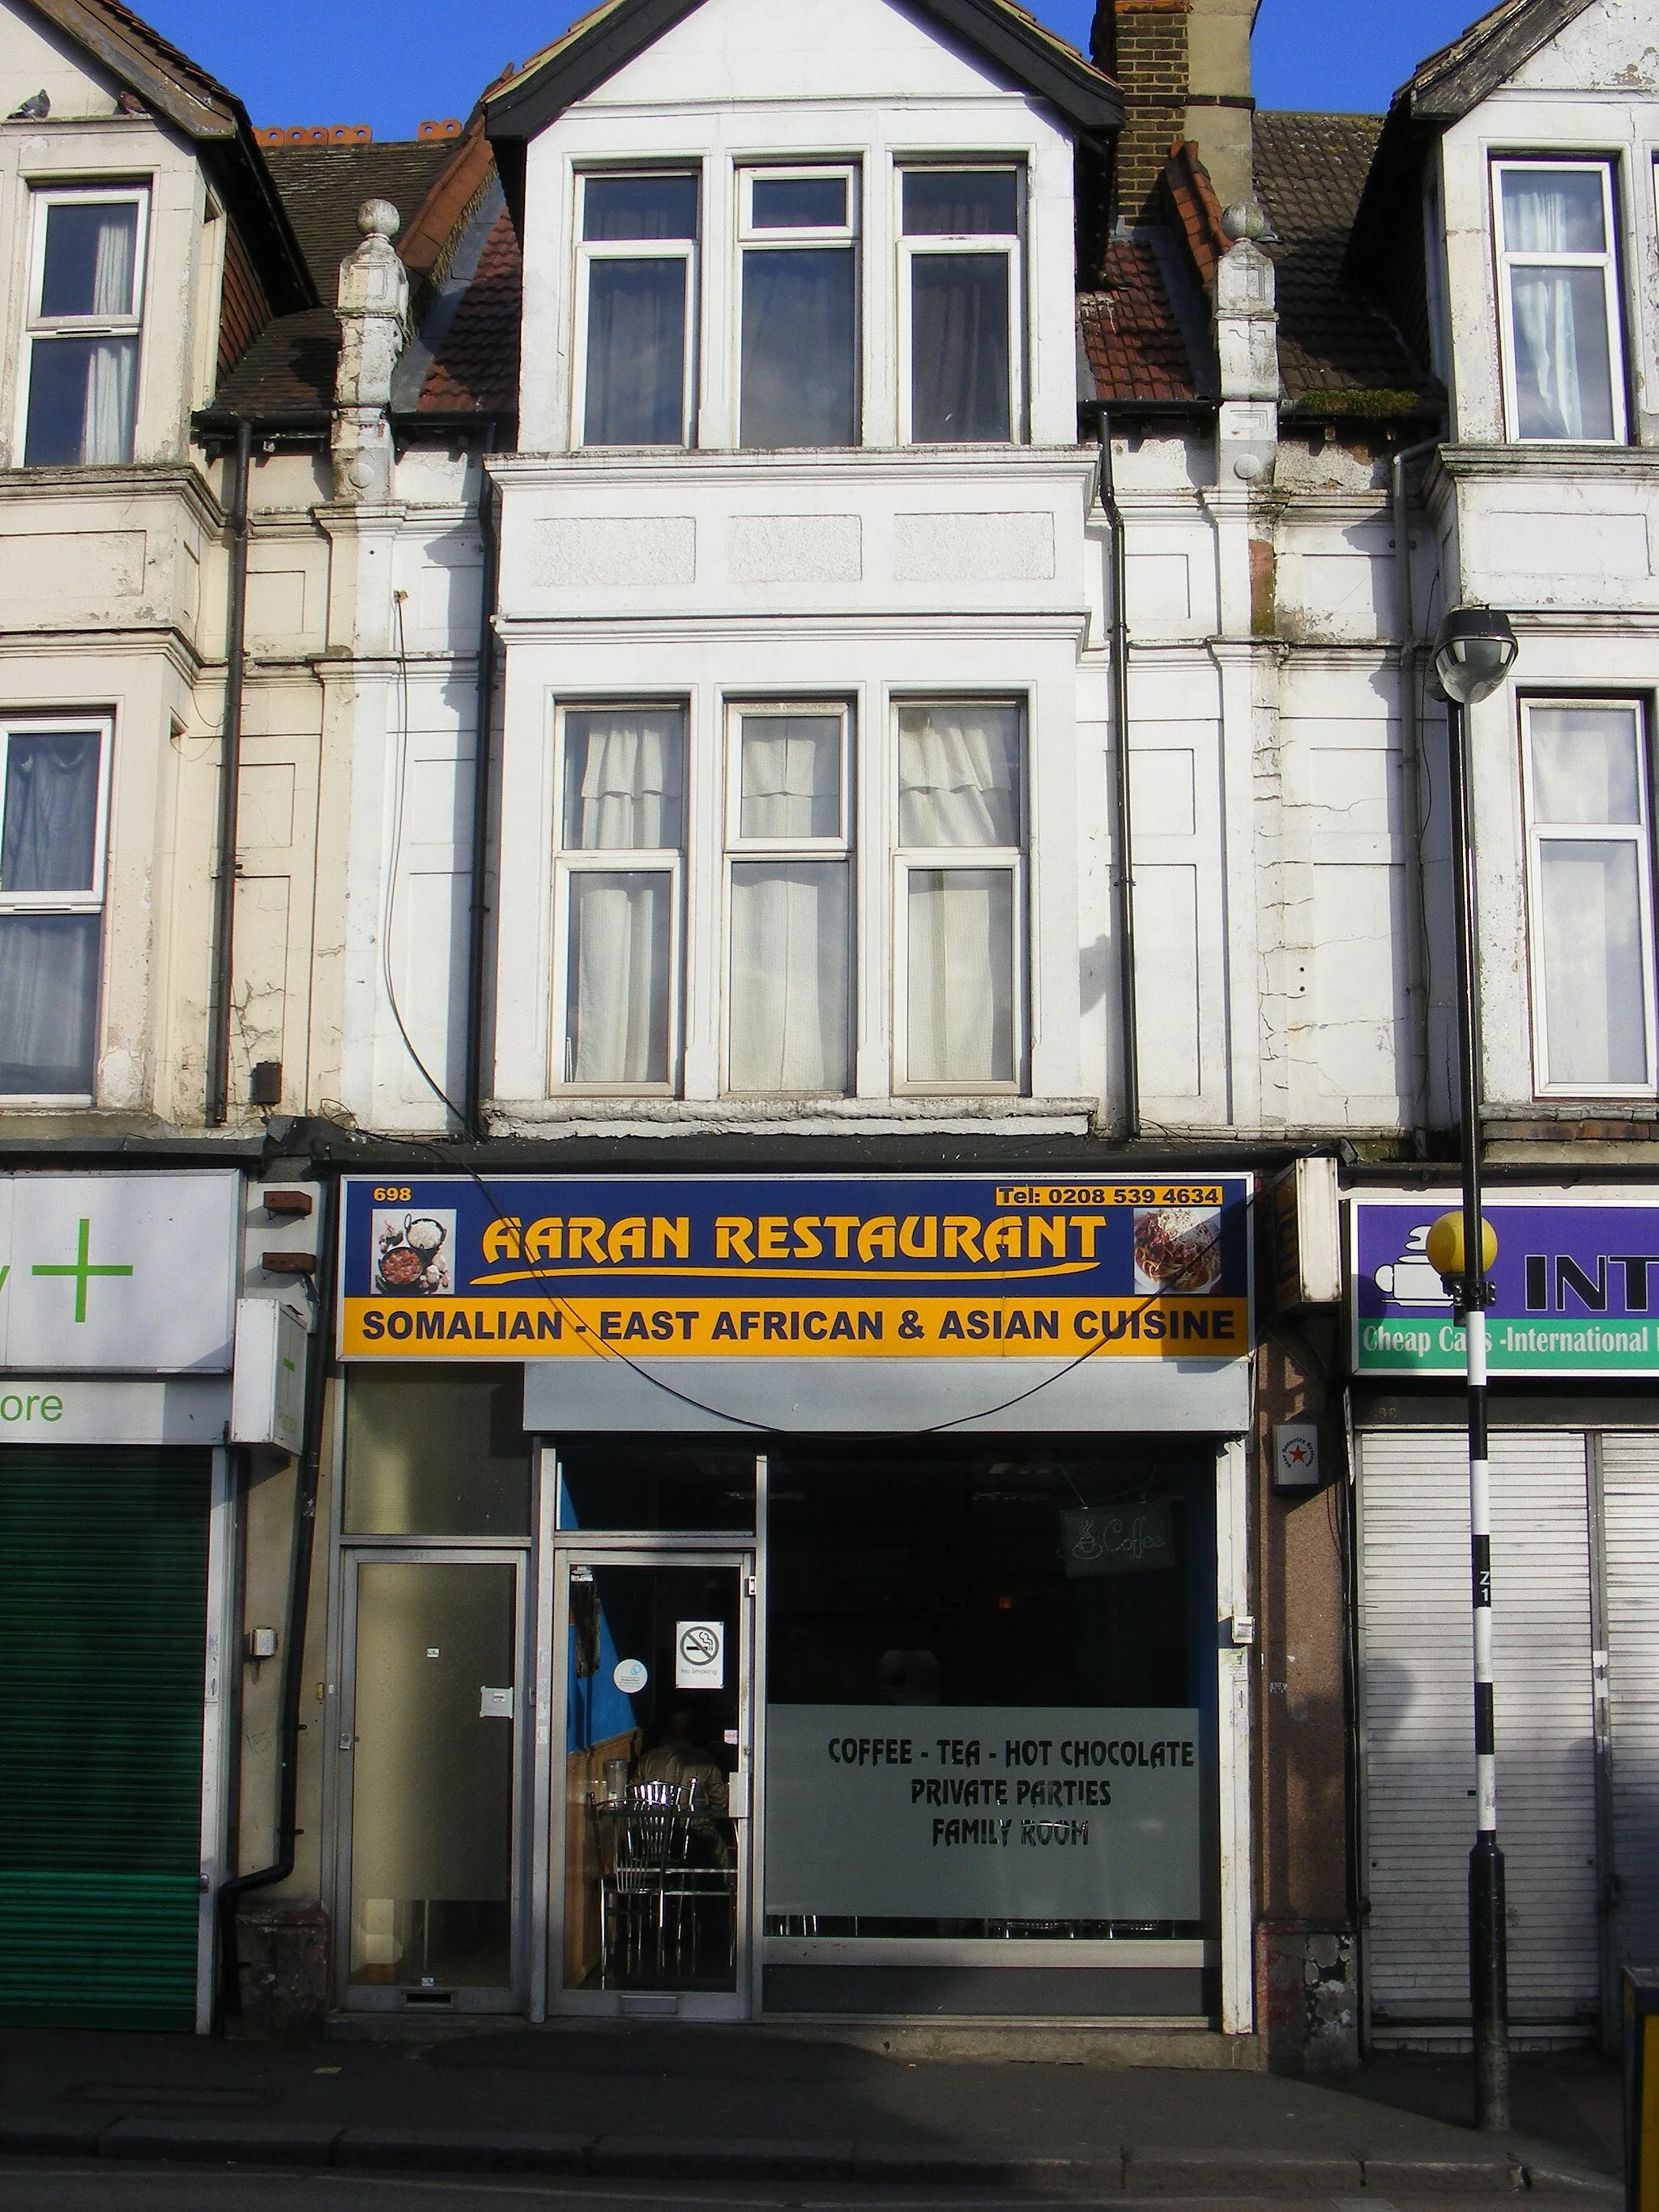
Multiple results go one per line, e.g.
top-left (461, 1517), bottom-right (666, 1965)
top-left (676, 1620), bottom-right (725, 1690)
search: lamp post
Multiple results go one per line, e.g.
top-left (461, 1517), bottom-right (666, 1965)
top-left (1426, 605), bottom-right (1519, 2133)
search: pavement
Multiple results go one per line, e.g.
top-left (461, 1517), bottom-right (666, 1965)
top-left (0, 2021), bottom-right (1627, 2201)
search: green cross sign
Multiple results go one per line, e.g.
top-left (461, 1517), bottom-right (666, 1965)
top-left (32, 1217), bottom-right (134, 1322)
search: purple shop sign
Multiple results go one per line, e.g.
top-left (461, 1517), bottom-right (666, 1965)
top-left (1352, 1196), bottom-right (1659, 1377)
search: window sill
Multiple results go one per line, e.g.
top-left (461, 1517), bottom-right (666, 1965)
top-left (489, 1094), bottom-right (1095, 1139)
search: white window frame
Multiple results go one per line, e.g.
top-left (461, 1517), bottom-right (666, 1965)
top-left (721, 698), bottom-right (854, 1096)
top-left (549, 701), bottom-right (686, 1096)
top-left (896, 163), bottom-right (1024, 446)
top-left (1521, 695), bottom-right (1658, 1099)
top-left (736, 165), bottom-right (860, 449)
top-left (571, 169), bottom-right (700, 451)
top-left (1492, 156), bottom-right (1627, 445)
top-left (891, 697), bottom-right (1026, 1096)
top-left (17, 184), bottom-right (149, 467)
top-left (0, 714), bottom-right (113, 1104)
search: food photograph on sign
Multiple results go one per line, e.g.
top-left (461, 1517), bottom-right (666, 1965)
top-left (337, 1176), bottom-right (1252, 1363)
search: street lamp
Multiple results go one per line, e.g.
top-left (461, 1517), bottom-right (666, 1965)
top-left (1428, 604), bottom-right (1519, 2133)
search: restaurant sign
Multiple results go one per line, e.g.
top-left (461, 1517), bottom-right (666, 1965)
top-left (339, 1174), bottom-right (1251, 1364)
top-left (1354, 1194), bottom-right (1659, 1376)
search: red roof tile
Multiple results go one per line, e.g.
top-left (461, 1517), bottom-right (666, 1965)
top-left (1078, 235), bottom-right (1201, 405)
top-left (419, 210), bottom-right (521, 414)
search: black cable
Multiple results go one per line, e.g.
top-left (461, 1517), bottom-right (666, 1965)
top-left (382, 592), bottom-right (468, 1130)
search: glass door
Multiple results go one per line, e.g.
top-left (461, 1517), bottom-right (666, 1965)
top-left (339, 1551), bottom-right (526, 2010)
top-left (554, 1552), bottom-right (753, 2018)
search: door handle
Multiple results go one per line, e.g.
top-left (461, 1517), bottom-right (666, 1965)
top-left (728, 1766), bottom-right (751, 1819)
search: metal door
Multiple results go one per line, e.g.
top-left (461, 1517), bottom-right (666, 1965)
top-left (336, 1549), bottom-right (527, 2012)
top-left (1358, 1427), bottom-right (1600, 2044)
top-left (552, 1549), bottom-right (754, 2019)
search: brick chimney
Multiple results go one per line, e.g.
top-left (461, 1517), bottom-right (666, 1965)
top-left (1092, 0), bottom-right (1253, 221)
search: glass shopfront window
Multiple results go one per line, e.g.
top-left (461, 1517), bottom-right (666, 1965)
top-left (763, 1441), bottom-right (1216, 1945)
top-left (345, 1367), bottom-right (531, 1538)
top-left (557, 1441), bottom-right (757, 1532)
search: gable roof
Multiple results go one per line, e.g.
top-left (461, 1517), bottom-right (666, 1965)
top-left (1389, 0), bottom-right (1598, 121)
top-left (1343, 0), bottom-right (1599, 285)
top-left (21, 0), bottom-right (313, 311)
top-left (483, 0), bottom-right (1122, 227)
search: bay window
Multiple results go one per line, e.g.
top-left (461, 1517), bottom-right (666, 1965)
top-left (22, 189), bottom-right (146, 467)
top-left (554, 706), bottom-right (685, 1089)
top-left (1524, 700), bottom-right (1656, 1094)
top-left (575, 173), bottom-right (698, 447)
top-left (1494, 160), bottom-right (1624, 443)
top-left (740, 168), bottom-right (858, 448)
top-left (725, 704), bottom-right (851, 1093)
top-left (0, 720), bottom-right (109, 1097)
top-left (900, 166), bottom-right (1021, 443)
top-left (895, 701), bottom-right (1023, 1089)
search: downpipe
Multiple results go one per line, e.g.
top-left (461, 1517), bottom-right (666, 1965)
top-left (215, 1170), bottom-right (339, 2018)
top-left (1085, 402), bottom-right (1141, 1140)
top-left (463, 427), bottom-right (501, 1141)
top-left (207, 420), bottom-right (254, 1127)
top-left (1391, 434), bottom-right (1439, 1155)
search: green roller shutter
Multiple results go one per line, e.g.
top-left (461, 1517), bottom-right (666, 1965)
top-left (0, 1448), bottom-right (211, 2031)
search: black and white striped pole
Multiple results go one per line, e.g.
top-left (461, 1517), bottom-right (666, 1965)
top-left (1426, 606), bottom-right (1519, 2135)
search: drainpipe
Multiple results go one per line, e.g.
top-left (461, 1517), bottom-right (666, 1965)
top-left (215, 1168), bottom-right (339, 2014)
top-left (463, 428), bottom-right (501, 1141)
top-left (207, 419), bottom-right (254, 1127)
top-left (1088, 403), bottom-right (1141, 1141)
top-left (1392, 435), bottom-right (1440, 1157)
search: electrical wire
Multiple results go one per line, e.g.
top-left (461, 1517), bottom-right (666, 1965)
top-left (382, 590), bottom-right (468, 1130)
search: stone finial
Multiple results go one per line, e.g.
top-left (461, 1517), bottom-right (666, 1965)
top-left (331, 199), bottom-right (409, 503)
top-left (1221, 197), bottom-right (1275, 246)
top-left (1213, 197), bottom-right (1279, 488)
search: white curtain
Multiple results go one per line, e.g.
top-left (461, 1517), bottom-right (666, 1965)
top-left (1503, 173), bottom-right (1613, 440)
top-left (739, 714), bottom-right (840, 838)
top-left (564, 710), bottom-right (684, 851)
top-left (729, 862), bottom-right (848, 1092)
top-left (565, 872), bottom-right (671, 1085)
top-left (906, 868), bottom-right (1013, 1083)
top-left (898, 704), bottom-right (1021, 846)
top-left (82, 206), bottom-right (139, 463)
top-left (561, 711), bottom-right (684, 1085)
top-left (1540, 842), bottom-right (1647, 1086)
top-left (82, 340), bottom-right (137, 464)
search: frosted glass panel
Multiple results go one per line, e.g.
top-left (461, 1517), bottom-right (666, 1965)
top-left (1530, 706), bottom-right (1641, 824)
top-left (344, 1368), bottom-right (531, 1536)
top-left (349, 1561), bottom-right (516, 1988)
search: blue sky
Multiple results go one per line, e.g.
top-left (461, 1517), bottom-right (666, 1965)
top-left (134, 0), bottom-right (1487, 139)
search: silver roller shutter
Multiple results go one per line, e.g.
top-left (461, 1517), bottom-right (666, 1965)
top-left (1358, 1427), bottom-right (1599, 2041)
top-left (1599, 1432), bottom-right (1659, 1979)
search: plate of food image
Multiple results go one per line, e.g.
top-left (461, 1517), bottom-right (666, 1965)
top-left (373, 1210), bottom-right (454, 1296)
top-left (1132, 1205), bottom-right (1222, 1295)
